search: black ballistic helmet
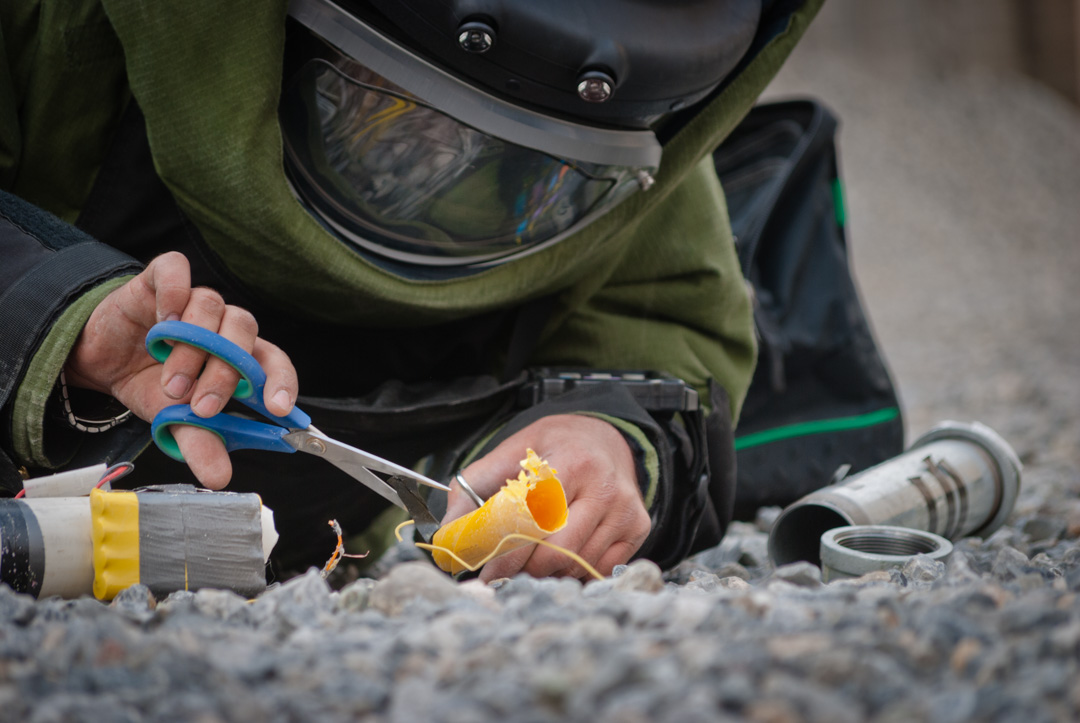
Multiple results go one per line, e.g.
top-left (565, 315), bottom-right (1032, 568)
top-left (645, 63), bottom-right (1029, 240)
top-left (282, 0), bottom-right (762, 268)
top-left (349, 0), bottom-right (762, 128)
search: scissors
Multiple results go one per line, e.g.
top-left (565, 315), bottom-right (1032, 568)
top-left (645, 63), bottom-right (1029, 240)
top-left (145, 321), bottom-right (451, 523)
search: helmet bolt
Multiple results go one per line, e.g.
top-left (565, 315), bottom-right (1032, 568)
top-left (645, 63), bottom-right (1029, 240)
top-left (635, 170), bottom-right (656, 191)
top-left (458, 21), bottom-right (495, 53)
top-left (576, 69), bottom-right (615, 103)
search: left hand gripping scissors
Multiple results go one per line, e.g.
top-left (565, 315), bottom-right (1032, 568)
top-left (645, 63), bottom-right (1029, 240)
top-left (145, 321), bottom-right (450, 527)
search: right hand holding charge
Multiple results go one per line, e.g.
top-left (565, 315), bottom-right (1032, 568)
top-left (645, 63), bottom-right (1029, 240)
top-left (63, 252), bottom-right (299, 489)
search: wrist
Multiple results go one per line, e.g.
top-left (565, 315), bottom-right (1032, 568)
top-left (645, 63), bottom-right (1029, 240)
top-left (56, 368), bottom-right (133, 433)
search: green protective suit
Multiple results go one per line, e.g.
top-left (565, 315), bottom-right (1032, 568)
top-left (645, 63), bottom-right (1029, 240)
top-left (0, 0), bottom-right (824, 568)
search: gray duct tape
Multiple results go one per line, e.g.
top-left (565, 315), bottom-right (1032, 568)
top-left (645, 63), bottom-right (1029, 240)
top-left (137, 487), bottom-right (266, 598)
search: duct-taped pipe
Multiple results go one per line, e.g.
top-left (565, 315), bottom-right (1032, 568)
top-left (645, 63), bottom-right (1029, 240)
top-left (768, 421), bottom-right (1022, 567)
top-left (0, 487), bottom-right (279, 600)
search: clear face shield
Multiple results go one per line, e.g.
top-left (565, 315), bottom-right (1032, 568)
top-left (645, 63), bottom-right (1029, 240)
top-left (281, 0), bottom-right (662, 268)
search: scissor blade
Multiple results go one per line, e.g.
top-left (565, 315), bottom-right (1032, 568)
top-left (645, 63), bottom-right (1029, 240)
top-left (343, 447), bottom-right (452, 493)
top-left (303, 428), bottom-right (450, 493)
top-left (384, 476), bottom-right (441, 543)
top-left (285, 429), bottom-right (450, 502)
top-left (284, 431), bottom-right (406, 509)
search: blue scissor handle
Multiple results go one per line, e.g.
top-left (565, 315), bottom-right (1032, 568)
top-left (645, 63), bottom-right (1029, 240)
top-left (147, 321), bottom-right (260, 399)
top-left (151, 404), bottom-right (297, 462)
top-left (146, 321), bottom-right (312, 461)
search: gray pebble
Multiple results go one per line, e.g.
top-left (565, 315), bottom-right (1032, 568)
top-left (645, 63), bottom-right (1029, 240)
top-left (335, 577), bottom-right (377, 613)
top-left (768, 561), bottom-right (824, 588)
top-left (713, 561), bottom-right (752, 580)
top-left (581, 577), bottom-right (617, 599)
top-left (735, 534), bottom-right (771, 570)
top-left (826, 569), bottom-right (895, 588)
top-left (191, 588), bottom-right (250, 620)
top-left (902, 553), bottom-right (947, 587)
top-left (718, 576), bottom-right (753, 591)
top-left (992, 546), bottom-right (1035, 581)
top-left (367, 561), bottom-right (463, 616)
top-left (612, 559), bottom-right (664, 593)
top-left (0, 586), bottom-right (38, 625)
top-left (684, 570), bottom-right (722, 593)
top-left (109, 584), bottom-right (157, 624)
top-left (251, 567), bottom-right (334, 614)
top-left (1021, 516), bottom-right (1067, 543)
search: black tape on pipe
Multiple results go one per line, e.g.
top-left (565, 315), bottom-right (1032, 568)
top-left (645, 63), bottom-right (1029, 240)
top-left (0, 500), bottom-right (46, 597)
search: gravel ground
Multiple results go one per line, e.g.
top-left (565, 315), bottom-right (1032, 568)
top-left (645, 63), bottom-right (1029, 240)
top-left (3, 7), bottom-right (1080, 723)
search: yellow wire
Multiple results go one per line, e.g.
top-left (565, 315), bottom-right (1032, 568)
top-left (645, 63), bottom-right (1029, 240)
top-left (392, 519), bottom-right (603, 581)
top-left (423, 534), bottom-right (604, 581)
top-left (394, 519), bottom-right (415, 542)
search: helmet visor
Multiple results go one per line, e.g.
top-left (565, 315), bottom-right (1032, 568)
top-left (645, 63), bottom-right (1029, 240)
top-left (282, 57), bottom-right (651, 266)
top-left (281, 0), bottom-right (661, 267)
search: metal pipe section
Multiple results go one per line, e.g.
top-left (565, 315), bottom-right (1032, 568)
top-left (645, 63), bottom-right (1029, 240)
top-left (768, 421), bottom-right (1022, 567)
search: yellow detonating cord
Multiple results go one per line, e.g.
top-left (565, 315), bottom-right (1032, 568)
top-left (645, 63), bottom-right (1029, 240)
top-left (393, 520), bottom-right (604, 581)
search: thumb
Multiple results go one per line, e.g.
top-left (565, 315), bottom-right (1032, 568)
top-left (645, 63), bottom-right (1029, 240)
top-left (143, 251), bottom-right (193, 324)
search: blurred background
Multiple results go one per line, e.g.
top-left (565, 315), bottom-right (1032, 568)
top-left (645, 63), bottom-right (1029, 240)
top-left (761, 0), bottom-right (1080, 516)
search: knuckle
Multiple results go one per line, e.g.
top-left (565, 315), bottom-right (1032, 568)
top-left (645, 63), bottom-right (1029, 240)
top-left (627, 499), bottom-right (651, 529)
top-left (159, 250), bottom-right (187, 265)
top-left (603, 501), bottom-right (650, 544)
top-left (224, 306), bottom-right (259, 337)
top-left (189, 288), bottom-right (226, 316)
top-left (631, 511), bottom-right (652, 542)
top-left (568, 455), bottom-right (613, 492)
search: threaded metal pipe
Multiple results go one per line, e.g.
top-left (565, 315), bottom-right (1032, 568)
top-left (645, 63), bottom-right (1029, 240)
top-left (769, 421), bottom-right (1021, 567)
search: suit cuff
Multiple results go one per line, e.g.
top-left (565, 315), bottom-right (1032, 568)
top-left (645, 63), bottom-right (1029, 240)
top-left (11, 276), bottom-right (133, 467)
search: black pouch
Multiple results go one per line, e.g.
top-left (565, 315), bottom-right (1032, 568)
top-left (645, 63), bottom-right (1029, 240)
top-left (713, 99), bottom-right (905, 519)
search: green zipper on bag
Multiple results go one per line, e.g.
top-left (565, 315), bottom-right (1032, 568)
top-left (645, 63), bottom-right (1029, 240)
top-left (734, 406), bottom-right (900, 451)
top-left (832, 177), bottom-right (847, 228)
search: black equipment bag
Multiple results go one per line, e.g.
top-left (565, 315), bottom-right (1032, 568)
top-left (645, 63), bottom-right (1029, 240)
top-left (713, 99), bottom-right (905, 520)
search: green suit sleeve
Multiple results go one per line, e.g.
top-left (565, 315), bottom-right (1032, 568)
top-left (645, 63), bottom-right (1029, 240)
top-left (11, 277), bottom-right (132, 468)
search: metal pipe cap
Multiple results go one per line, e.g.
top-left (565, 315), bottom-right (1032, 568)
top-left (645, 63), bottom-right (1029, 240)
top-left (820, 524), bottom-right (953, 582)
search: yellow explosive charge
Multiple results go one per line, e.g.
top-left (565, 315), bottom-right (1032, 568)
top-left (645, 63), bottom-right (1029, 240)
top-left (430, 449), bottom-right (568, 574)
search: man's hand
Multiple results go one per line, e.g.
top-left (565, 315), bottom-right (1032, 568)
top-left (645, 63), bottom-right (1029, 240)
top-left (64, 252), bottom-right (299, 489)
top-left (442, 414), bottom-right (651, 581)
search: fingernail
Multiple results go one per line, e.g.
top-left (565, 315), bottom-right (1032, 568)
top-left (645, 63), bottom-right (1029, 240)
top-left (193, 394), bottom-right (221, 417)
top-left (165, 374), bottom-right (191, 398)
top-left (272, 389), bottom-right (291, 412)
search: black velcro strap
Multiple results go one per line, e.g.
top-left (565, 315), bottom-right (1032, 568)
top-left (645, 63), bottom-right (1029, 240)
top-left (0, 243), bottom-right (142, 410)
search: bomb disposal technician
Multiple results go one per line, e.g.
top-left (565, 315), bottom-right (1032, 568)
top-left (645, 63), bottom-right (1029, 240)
top-left (0, 0), bottom-right (823, 578)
